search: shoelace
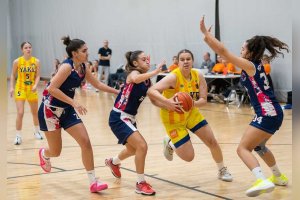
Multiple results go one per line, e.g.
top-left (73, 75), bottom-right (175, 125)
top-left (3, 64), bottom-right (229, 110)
top-left (167, 146), bottom-right (174, 155)
top-left (140, 182), bottom-right (153, 190)
top-left (220, 167), bottom-right (231, 176)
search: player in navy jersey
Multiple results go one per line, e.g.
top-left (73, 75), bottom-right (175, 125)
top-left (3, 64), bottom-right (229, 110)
top-left (105, 50), bottom-right (163, 195)
top-left (38, 36), bottom-right (119, 193)
top-left (200, 16), bottom-right (289, 197)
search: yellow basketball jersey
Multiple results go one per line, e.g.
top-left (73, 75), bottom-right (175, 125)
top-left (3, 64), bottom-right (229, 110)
top-left (160, 68), bottom-right (200, 124)
top-left (15, 56), bottom-right (38, 91)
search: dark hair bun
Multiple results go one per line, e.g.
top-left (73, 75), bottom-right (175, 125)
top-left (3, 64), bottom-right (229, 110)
top-left (61, 36), bottom-right (71, 46)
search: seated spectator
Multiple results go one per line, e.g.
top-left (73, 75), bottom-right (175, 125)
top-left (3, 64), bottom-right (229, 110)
top-left (51, 58), bottom-right (61, 78)
top-left (208, 56), bottom-right (237, 101)
top-left (211, 56), bottom-right (237, 74)
top-left (211, 55), bottom-right (224, 73)
top-left (222, 58), bottom-right (236, 75)
top-left (261, 54), bottom-right (274, 90)
top-left (168, 56), bottom-right (179, 72)
top-left (91, 60), bottom-right (98, 78)
top-left (81, 61), bottom-right (93, 88)
top-left (200, 52), bottom-right (215, 71)
top-left (108, 64), bottom-right (127, 89)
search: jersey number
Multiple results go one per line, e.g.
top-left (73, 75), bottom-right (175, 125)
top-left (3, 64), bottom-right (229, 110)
top-left (260, 73), bottom-right (270, 90)
top-left (73, 113), bottom-right (80, 120)
top-left (26, 73), bottom-right (30, 79)
top-left (253, 114), bottom-right (263, 124)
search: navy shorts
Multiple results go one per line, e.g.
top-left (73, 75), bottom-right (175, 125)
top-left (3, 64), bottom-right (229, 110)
top-left (250, 112), bottom-right (284, 134)
top-left (109, 108), bottom-right (137, 145)
top-left (38, 102), bottom-right (82, 131)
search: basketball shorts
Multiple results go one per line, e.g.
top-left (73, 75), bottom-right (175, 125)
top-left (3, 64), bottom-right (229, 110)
top-left (38, 102), bottom-right (82, 131)
top-left (161, 108), bottom-right (208, 148)
top-left (109, 107), bottom-right (137, 145)
top-left (250, 112), bottom-right (284, 134)
top-left (15, 87), bottom-right (38, 102)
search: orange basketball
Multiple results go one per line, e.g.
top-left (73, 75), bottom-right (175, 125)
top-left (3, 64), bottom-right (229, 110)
top-left (175, 92), bottom-right (193, 113)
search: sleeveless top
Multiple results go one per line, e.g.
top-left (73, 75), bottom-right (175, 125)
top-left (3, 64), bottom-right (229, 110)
top-left (42, 58), bottom-right (86, 108)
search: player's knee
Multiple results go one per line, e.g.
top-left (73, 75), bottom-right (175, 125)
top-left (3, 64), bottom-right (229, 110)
top-left (206, 138), bottom-right (218, 149)
top-left (236, 145), bottom-right (242, 157)
top-left (254, 144), bottom-right (269, 157)
top-left (183, 153), bottom-right (194, 162)
top-left (80, 138), bottom-right (92, 150)
top-left (17, 110), bottom-right (24, 118)
top-left (136, 142), bottom-right (148, 154)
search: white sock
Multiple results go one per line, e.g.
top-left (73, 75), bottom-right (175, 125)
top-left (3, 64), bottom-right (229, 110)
top-left (137, 173), bottom-right (145, 183)
top-left (251, 167), bottom-right (266, 180)
top-left (216, 162), bottom-right (224, 170)
top-left (112, 156), bottom-right (121, 165)
top-left (87, 170), bottom-right (97, 184)
top-left (16, 130), bottom-right (21, 137)
top-left (42, 149), bottom-right (50, 160)
top-left (34, 126), bottom-right (40, 133)
top-left (270, 164), bottom-right (281, 177)
top-left (168, 140), bottom-right (175, 150)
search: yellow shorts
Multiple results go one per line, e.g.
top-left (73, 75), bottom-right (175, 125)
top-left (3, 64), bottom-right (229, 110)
top-left (160, 107), bottom-right (208, 148)
top-left (15, 88), bottom-right (38, 102)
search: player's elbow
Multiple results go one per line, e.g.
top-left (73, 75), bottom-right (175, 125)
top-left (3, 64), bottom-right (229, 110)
top-left (147, 88), bottom-right (154, 99)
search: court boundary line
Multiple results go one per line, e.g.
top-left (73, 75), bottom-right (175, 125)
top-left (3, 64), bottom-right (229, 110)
top-left (7, 162), bottom-right (232, 200)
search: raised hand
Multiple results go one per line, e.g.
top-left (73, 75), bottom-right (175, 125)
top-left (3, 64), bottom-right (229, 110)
top-left (200, 15), bottom-right (208, 35)
top-left (154, 60), bottom-right (166, 74)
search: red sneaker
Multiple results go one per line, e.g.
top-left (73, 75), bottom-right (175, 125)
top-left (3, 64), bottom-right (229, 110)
top-left (135, 181), bottom-right (156, 195)
top-left (105, 158), bottom-right (121, 178)
top-left (39, 148), bottom-right (51, 173)
top-left (90, 180), bottom-right (108, 193)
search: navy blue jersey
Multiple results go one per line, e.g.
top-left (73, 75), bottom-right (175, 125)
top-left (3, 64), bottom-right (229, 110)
top-left (42, 58), bottom-right (86, 108)
top-left (114, 79), bottom-right (151, 116)
top-left (240, 62), bottom-right (282, 117)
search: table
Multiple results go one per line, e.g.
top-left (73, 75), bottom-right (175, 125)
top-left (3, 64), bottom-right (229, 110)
top-left (156, 69), bottom-right (241, 86)
top-left (204, 74), bottom-right (241, 86)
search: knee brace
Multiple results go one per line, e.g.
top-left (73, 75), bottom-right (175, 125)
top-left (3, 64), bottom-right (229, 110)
top-left (254, 144), bottom-right (269, 156)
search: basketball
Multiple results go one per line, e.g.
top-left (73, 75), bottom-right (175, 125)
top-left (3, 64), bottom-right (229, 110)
top-left (175, 92), bottom-right (193, 113)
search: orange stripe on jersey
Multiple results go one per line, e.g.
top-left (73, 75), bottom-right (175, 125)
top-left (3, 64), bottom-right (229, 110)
top-left (169, 111), bottom-right (175, 124)
top-left (179, 112), bottom-right (184, 121)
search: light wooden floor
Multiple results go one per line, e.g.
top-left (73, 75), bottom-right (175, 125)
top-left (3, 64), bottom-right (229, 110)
top-left (7, 82), bottom-right (292, 200)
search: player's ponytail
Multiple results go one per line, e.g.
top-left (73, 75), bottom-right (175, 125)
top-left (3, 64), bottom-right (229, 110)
top-left (246, 36), bottom-right (289, 63)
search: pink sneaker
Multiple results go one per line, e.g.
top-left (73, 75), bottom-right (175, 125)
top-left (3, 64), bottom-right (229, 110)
top-left (90, 180), bottom-right (108, 193)
top-left (105, 158), bottom-right (121, 178)
top-left (135, 181), bottom-right (156, 195)
top-left (39, 148), bottom-right (51, 172)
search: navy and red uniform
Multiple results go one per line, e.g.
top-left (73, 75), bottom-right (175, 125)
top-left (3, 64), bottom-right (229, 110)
top-left (38, 58), bottom-right (86, 131)
top-left (109, 78), bottom-right (151, 144)
top-left (240, 62), bottom-right (283, 134)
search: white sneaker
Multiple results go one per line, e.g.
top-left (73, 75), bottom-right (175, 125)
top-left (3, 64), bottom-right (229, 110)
top-left (34, 132), bottom-right (43, 140)
top-left (163, 136), bottom-right (173, 161)
top-left (218, 167), bottom-right (233, 182)
top-left (246, 179), bottom-right (275, 197)
top-left (14, 135), bottom-right (22, 145)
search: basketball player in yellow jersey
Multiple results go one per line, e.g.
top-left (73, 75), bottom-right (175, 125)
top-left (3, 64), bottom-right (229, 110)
top-left (9, 42), bottom-right (43, 145)
top-left (148, 49), bottom-right (233, 182)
